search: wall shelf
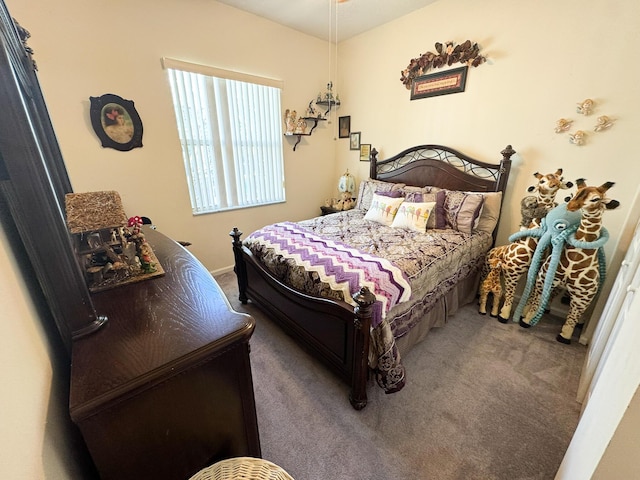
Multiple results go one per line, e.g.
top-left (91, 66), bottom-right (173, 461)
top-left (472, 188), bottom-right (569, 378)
top-left (284, 117), bottom-right (326, 151)
top-left (316, 99), bottom-right (340, 116)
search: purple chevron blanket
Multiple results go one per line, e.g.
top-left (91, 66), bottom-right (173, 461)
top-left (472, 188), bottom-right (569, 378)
top-left (245, 222), bottom-right (411, 328)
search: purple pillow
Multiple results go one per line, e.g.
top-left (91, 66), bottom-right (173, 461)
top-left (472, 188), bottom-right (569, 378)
top-left (375, 189), bottom-right (404, 198)
top-left (440, 190), bottom-right (485, 233)
top-left (435, 190), bottom-right (448, 229)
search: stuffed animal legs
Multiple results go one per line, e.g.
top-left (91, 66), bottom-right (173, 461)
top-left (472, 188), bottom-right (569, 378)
top-left (478, 257), bottom-right (502, 317)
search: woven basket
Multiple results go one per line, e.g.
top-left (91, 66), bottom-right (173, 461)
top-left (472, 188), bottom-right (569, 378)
top-left (189, 457), bottom-right (294, 480)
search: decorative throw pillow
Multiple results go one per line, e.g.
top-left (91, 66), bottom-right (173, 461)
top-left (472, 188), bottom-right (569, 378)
top-left (405, 191), bottom-right (444, 229)
top-left (364, 193), bottom-right (405, 226)
top-left (391, 201), bottom-right (436, 232)
top-left (356, 179), bottom-right (405, 211)
top-left (442, 190), bottom-right (485, 234)
top-left (473, 191), bottom-right (503, 234)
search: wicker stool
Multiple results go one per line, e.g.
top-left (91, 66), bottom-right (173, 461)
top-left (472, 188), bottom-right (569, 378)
top-left (189, 457), bottom-right (294, 480)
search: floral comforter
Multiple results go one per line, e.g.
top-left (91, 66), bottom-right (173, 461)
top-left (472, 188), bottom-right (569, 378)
top-left (243, 209), bottom-right (493, 393)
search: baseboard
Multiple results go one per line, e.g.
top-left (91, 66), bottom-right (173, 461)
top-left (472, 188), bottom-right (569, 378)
top-left (210, 265), bottom-right (234, 277)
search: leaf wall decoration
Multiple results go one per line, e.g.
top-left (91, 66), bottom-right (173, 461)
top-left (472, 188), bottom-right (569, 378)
top-left (400, 40), bottom-right (487, 89)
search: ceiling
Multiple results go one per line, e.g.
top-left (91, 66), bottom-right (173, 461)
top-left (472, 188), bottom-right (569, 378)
top-left (215, 0), bottom-right (439, 42)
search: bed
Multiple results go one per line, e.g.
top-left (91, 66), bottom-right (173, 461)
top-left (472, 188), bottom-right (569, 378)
top-left (230, 144), bottom-right (514, 409)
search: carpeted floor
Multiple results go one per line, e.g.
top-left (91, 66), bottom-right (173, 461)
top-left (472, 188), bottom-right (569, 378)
top-left (216, 272), bottom-right (587, 480)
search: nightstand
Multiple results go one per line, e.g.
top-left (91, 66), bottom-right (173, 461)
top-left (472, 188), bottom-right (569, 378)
top-left (321, 205), bottom-right (342, 215)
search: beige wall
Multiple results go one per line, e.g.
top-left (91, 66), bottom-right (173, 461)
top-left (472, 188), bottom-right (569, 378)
top-left (336, 0), bottom-right (639, 260)
top-left (0, 223), bottom-right (51, 478)
top-left (0, 218), bottom-right (92, 478)
top-left (3, 0), bottom-right (640, 478)
top-left (11, 0), bottom-right (640, 273)
top-left (336, 0), bottom-right (640, 342)
top-left (9, 0), bottom-right (337, 274)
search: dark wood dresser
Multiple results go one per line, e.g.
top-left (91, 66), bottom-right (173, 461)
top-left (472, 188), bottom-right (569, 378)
top-left (69, 228), bottom-right (260, 480)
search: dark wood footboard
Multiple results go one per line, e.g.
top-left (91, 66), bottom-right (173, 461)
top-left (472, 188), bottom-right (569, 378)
top-left (230, 228), bottom-right (375, 409)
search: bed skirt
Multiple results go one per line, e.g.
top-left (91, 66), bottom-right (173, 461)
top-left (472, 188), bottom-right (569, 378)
top-left (394, 268), bottom-right (481, 356)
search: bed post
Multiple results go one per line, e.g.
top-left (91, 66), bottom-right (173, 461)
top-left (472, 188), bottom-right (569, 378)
top-left (369, 148), bottom-right (379, 179)
top-left (350, 286), bottom-right (376, 410)
top-left (490, 145), bottom-right (516, 245)
top-left (498, 145), bottom-right (515, 193)
top-left (230, 227), bottom-right (248, 304)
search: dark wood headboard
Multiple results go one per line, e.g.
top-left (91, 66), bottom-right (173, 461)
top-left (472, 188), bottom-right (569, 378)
top-left (370, 144), bottom-right (514, 195)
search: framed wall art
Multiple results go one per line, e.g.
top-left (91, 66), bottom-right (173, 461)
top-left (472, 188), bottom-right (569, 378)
top-left (350, 131), bottom-right (361, 150)
top-left (338, 116), bottom-right (350, 138)
top-left (89, 94), bottom-right (143, 151)
top-left (359, 143), bottom-right (371, 162)
top-left (410, 66), bottom-right (468, 100)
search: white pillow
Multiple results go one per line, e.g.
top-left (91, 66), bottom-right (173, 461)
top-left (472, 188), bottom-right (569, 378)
top-left (364, 193), bottom-right (405, 226)
top-left (391, 201), bottom-right (436, 232)
top-left (472, 192), bottom-right (503, 234)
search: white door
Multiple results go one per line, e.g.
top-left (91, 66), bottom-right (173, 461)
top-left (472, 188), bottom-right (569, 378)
top-left (577, 216), bottom-right (640, 403)
top-left (556, 257), bottom-right (640, 479)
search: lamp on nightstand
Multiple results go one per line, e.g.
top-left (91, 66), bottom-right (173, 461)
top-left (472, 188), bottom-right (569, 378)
top-left (335, 169), bottom-right (356, 211)
top-left (321, 170), bottom-right (356, 215)
top-left (338, 169), bottom-right (355, 196)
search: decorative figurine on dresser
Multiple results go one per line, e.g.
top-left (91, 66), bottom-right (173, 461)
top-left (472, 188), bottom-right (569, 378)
top-left (65, 190), bottom-right (164, 292)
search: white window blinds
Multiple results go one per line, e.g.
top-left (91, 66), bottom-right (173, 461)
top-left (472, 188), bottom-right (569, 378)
top-left (163, 58), bottom-right (285, 214)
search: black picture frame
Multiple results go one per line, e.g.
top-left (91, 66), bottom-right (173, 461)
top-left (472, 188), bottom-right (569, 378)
top-left (410, 66), bottom-right (468, 100)
top-left (338, 115), bottom-right (350, 138)
top-left (350, 131), bottom-right (361, 150)
top-left (359, 144), bottom-right (371, 162)
top-left (89, 94), bottom-right (143, 151)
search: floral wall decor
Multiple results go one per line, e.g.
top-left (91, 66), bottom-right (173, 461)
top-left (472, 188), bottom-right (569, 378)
top-left (400, 40), bottom-right (487, 89)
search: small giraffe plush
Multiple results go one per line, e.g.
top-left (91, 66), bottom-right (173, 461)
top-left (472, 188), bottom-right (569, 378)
top-left (478, 254), bottom-right (502, 317)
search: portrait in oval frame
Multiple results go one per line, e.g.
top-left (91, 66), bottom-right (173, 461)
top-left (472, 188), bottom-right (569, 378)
top-left (89, 93), bottom-right (143, 151)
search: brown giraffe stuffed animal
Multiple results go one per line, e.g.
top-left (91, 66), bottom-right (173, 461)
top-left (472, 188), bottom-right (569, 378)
top-left (520, 180), bottom-right (619, 343)
top-left (481, 169), bottom-right (573, 323)
top-left (478, 254), bottom-right (502, 317)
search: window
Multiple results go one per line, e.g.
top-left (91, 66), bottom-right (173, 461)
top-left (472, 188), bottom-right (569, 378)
top-left (162, 58), bottom-right (286, 214)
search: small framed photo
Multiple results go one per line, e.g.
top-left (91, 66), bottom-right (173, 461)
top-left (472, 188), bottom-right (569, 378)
top-left (89, 93), bottom-right (143, 151)
top-left (338, 116), bottom-right (351, 138)
top-left (359, 144), bottom-right (371, 162)
top-left (350, 131), bottom-right (361, 150)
